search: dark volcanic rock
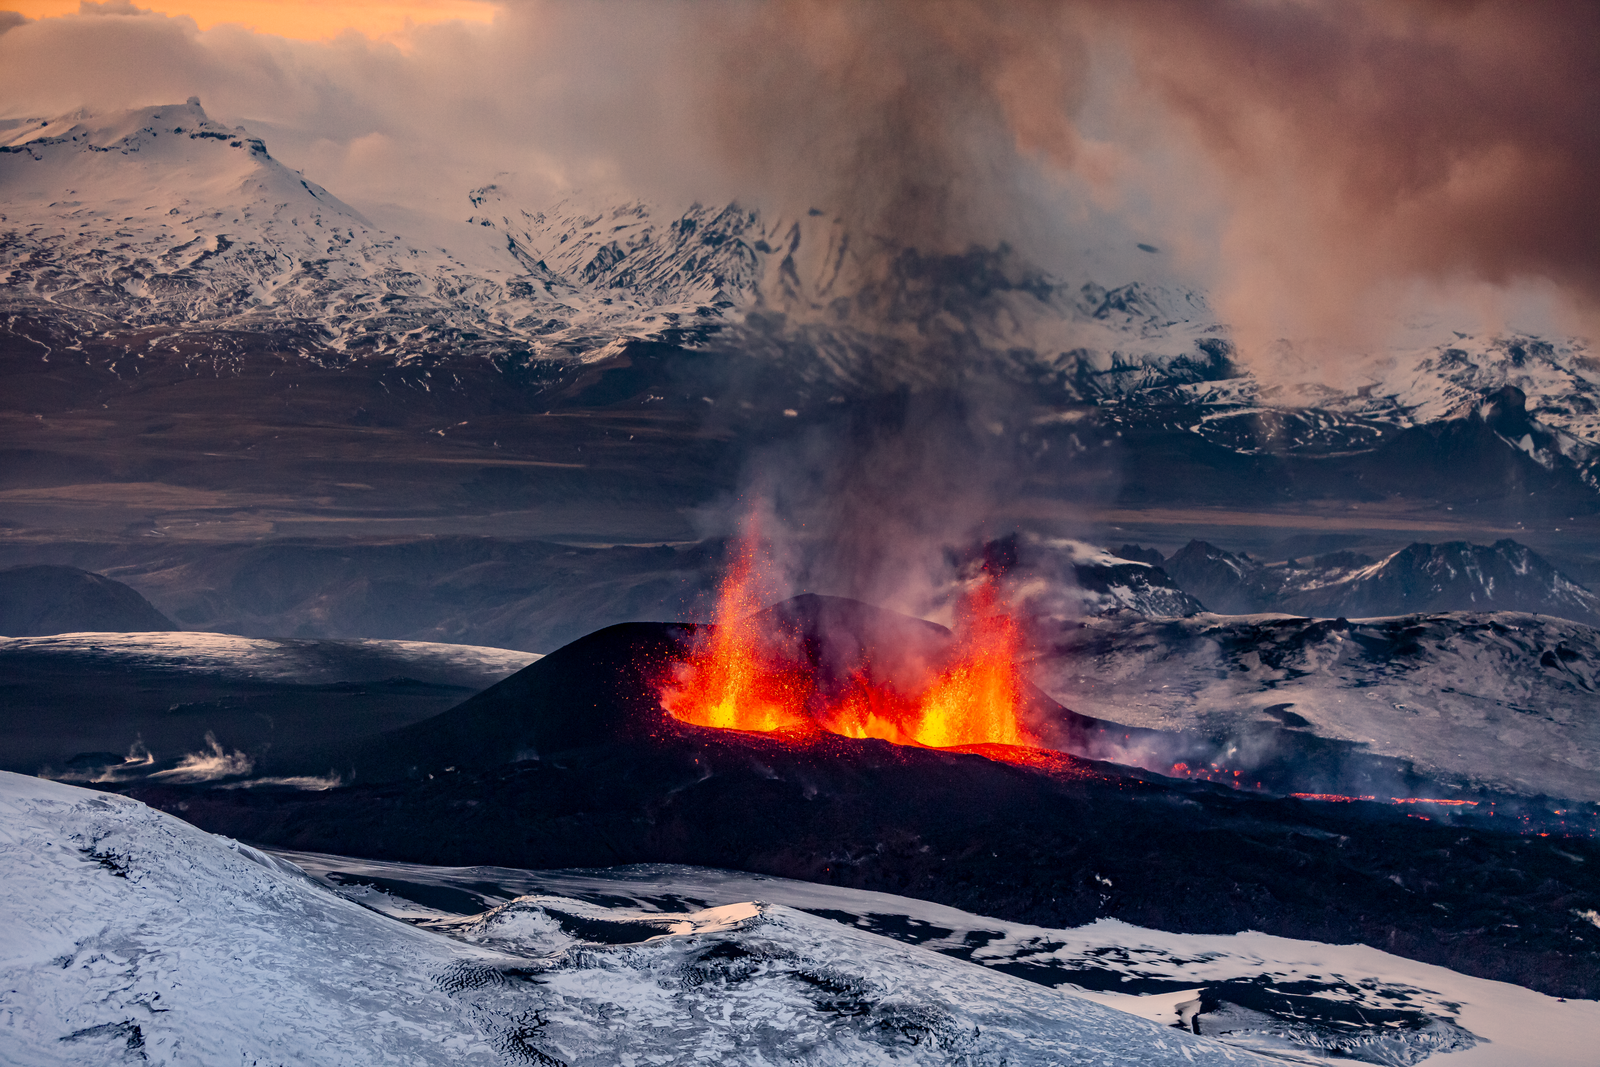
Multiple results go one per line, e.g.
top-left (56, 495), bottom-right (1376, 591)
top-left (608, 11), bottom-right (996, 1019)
top-left (118, 600), bottom-right (1600, 1000)
top-left (130, 725), bottom-right (1600, 1000)
top-left (0, 565), bottom-right (175, 636)
top-left (275, 621), bottom-right (693, 782)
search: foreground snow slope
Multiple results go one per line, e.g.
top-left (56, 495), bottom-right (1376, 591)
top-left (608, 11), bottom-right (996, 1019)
top-left (0, 772), bottom-right (1271, 1066)
top-left (283, 855), bottom-right (1600, 1067)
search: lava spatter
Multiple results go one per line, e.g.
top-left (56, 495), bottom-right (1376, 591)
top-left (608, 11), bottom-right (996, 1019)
top-left (658, 537), bottom-right (810, 734)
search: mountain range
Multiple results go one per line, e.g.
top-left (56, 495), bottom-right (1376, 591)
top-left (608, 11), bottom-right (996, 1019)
top-left (5, 101), bottom-right (1600, 540)
top-left (1151, 536), bottom-right (1600, 624)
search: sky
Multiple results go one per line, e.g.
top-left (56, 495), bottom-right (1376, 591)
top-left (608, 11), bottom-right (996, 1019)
top-left (6, 0), bottom-right (498, 40)
top-left (2, 0), bottom-right (1597, 361)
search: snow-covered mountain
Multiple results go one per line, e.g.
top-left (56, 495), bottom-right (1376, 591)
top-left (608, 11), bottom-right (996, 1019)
top-left (995, 537), bottom-right (1207, 618)
top-left (0, 101), bottom-right (687, 362)
top-left (0, 102), bottom-right (1229, 386)
top-left (464, 182), bottom-right (1221, 389)
top-left (2, 771), bottom-right (1297, 1066)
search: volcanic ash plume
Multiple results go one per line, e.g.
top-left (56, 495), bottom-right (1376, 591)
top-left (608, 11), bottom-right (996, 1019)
top-left (694, 0), bottom-right (1097, 255)
top-left (1104, 0), bottom-right (1600, 350)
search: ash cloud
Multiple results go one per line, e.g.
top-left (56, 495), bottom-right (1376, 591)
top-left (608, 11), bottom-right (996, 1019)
top-left (1107, 0), bottom-right (1600, 352)
top-left (680, 0), bottom-right (1600, 611)
top-left (688, 0), bottom-right (1600, 356)
top-left (687, 0), bottom-right (1099, 255)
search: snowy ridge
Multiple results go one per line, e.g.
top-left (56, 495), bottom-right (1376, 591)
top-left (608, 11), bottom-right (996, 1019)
top-left (1121, 332), bottom-right (1600, 474)
top-left (1036, 610), bottom-right (1600, 802)
top-left (0, 102), bottom-right (675, 361)
top-left (1160, 539), bottom-right (1600, 624)
top-left (0, 630), bottom-right (538, 684)
top-left (464, 183), bottom-right (1225, 389)
top-left (1012, 537), bottom-right (1207, 619)
top-left (0, 102), bottom-right (1227, 385)
top-left (0, 772), bottom-right (1277, 1065)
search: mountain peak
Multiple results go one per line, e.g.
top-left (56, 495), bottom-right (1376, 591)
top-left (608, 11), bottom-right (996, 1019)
top-left (0, 99), bottom-right (245, 154)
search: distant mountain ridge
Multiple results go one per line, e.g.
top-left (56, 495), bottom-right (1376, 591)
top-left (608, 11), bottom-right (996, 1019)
top-left (1151, 537), bottom-right (1600, 625)
top-left (0, 102), bottom-right (1220, 381)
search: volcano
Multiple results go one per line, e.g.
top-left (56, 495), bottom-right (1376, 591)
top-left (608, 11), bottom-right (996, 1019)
top-left (115, 594), bottom-right (1600, 1000)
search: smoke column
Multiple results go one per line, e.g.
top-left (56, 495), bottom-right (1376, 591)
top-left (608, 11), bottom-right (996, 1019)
top-left (1107, 0), bottom-right (1600, 351)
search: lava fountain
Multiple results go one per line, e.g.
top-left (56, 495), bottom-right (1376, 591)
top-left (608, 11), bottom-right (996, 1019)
top-left (661, 537), bottom-right (1038, 750)
top-left (658, 538), bottom-right (812, 733)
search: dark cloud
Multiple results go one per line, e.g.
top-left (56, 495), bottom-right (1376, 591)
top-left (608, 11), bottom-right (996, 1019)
top-left (79, 1), bottom-right (152, 15)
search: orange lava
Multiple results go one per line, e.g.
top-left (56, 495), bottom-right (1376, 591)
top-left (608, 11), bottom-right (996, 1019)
top-left (661, 543), bottom-right (1037, 751)
top-left (821, 579), bottom-right (1033, 748)
top-left (658, 540), bottom-right (810, 734)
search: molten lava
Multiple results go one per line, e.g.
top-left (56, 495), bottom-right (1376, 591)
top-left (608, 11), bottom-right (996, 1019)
top-left (661, 544), bottom-right (1037, 751)
top-left (658, 542), bottom-right (810, 733)
top-left (820, 579), bottom-right (1031, 748)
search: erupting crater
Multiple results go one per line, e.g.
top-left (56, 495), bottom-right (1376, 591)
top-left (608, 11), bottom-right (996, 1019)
top-left (659, 544), bottom-right (1040, 754)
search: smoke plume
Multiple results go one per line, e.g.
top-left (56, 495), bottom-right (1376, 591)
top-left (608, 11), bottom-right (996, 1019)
top-left (1106, 0), bottom-right (1600, 352)
top-left (689, 0), bottom-right (1100, 253)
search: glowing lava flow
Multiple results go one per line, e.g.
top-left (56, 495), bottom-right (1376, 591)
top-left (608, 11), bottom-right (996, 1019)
top-left (822, 579), bottom-right (1033, 748)
top-left (658, 542), bottom-right (810, 733)
top-left (661, 544), bottom-right (1036, 750)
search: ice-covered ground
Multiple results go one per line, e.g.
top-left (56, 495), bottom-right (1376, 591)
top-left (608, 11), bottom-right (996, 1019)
top-left (280, 855), bottom-right (1600, 1067)
top-left (1, 772), bottom-right (1285, 1066)
top-left (0, 630), bottom-right (538, 685)
top-left (1034, 611), bottom-right (1600, 803)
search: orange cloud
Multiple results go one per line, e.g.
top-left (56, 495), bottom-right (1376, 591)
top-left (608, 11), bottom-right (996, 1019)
top-left (6, 0), bottom-right (498, 40)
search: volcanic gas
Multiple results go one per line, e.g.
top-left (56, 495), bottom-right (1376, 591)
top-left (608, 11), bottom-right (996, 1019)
top-left (660, 540), bottom-right (1038, 751)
